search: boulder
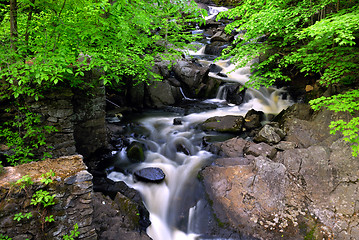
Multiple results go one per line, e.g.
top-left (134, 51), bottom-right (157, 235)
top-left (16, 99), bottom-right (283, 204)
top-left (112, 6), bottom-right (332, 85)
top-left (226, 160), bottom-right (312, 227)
top-left (208, 63), bottom-right (223, 73)
top-left (254, 124), bottom-right (286, 144)
top-left (204, 41), bottom-right (228, 56)
top-left (92, 192), bottom-right (151, 240)
top-left (127, 141), bottom-right (146, 163)
top-left (133, 167), bottom-right (166, 183)
top-left (201, 155), bottom-right (310, 240)
top-left (246, 142), bottom-right (277, 160)
top-left (172, 60), bottom-right (210, 98)
top-left (202, 115), bottom-right (244, 133)
top-left (207, 137), bottom-right (249, 157)
top-left (203, 103), bottom-right (359, 239)
top-left (196, 74), bottom-right (222, 99)
top-left (222, 84), bottom-right (246, 105)
top-left (210, 31), bottom-right (233, 42)
top-left (244, 109), bottom-right (264, 130)
top-left (173, 118), bottom-right (182, 125)
top-left (146, 79), bottom-right (182, 108)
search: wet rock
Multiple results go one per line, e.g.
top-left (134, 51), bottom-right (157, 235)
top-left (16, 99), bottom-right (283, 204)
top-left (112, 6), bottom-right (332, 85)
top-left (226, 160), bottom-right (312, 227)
top-left (221, 84), bottom-right (246, 105)
top-left (243, 109), bottom-right (264, 130)
top-left (196, 75), bottom-right (222, 99)
top-left (176, 143), bottom-right (191, 155)
top-left (208, 63), bottom-right (223, 73)
top-left (202, 115), bottom-right (244, 133)
top-left (146, 79), bottom-right (182, 108)
top-left (203, 19), bottom-right (222, 29)
top-left (254, 124), bottom-right (286, 144)
top-left (208, 137), bottom-right (249, 157)
top-left (127, 141), bottom-right (146, 163)
top-left (216, 72), bottom-right (228, 78)
top-left (204, 41), bottom-right (228, 56)
top-left (173, 118), bottom-right (182, 125)
top-left (173, 60), bottom-right (210, 98)
top-left (134, 167), bottom-right (166, 183)
top-left (210, 31), bottom-right (233, 42)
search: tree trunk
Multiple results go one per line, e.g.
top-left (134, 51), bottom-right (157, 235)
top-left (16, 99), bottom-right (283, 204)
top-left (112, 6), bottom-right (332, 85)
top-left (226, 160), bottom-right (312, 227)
top-left (25, 0), bottom-right (36, 46)
top-left (10, 0), bottom-right (18, 52)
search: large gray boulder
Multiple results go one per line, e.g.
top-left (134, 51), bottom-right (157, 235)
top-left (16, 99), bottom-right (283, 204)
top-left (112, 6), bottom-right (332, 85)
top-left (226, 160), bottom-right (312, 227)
top-left (202, 103), bottom-right (359, 239)
top-left (201, 155), bottom-right (309, 240)
top-left (202, 115), bottom-right (244, 133)
top-left (146, 79), bottom-right (182, 108)
top-left (173, 60), bottom-right (212, 98)
top-left (254, 124), bottom-right (286, 144)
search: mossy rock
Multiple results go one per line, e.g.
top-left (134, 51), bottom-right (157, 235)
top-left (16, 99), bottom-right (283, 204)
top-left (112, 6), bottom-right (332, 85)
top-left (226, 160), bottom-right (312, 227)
top-left (127, 141), bottom-right (146, 163)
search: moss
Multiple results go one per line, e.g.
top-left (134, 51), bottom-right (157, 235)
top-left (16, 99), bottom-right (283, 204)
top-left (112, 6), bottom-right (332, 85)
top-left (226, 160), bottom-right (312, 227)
top-left (304, 226), bottom-right (316, 240)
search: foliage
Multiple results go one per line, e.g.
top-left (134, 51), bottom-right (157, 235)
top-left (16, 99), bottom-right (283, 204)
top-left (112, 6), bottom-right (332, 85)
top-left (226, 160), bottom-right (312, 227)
top-left (218, 0), bottom-right (358, 88)
top-left (15, 175), bottom-right (34, 190)
top-left (0, 0), bottom-right (204, 165)
top-left (217, 0), bottom-right (359, 156)
top-left (0, 234), bottom-right (12, 240)
top-left (0, 106), bottom-right (57, 166)
top-left (31, 189), bottom-right (56, 208)
top-left (13, 212), bottom-right (33, 221)
top-left (0, 0), bottom-right (205, 101)
top-left (40, 169), bottom-right (55, 185)
top-left (310, 90), bottom-right (359, 156)
top-left (11, 171), bottom-right (57, 231)
top-left (62, 224), bottom-right (80, 240)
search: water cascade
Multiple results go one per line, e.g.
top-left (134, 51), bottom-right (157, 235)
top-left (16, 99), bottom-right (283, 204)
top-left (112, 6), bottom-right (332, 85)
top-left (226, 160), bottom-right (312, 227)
top-left (108, 71), bottom-right (292, 240)
top-left (108, 7), bottom-right (293, 240)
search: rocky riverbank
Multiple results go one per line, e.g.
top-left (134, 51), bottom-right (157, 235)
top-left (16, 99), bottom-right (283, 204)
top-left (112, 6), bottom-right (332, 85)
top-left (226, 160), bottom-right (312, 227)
top-left (200, 103), bottom-right (359, 240)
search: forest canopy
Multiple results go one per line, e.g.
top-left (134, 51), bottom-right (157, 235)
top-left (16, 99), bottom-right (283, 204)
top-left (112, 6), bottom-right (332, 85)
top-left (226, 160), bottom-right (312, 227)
top-left (217, 0), bottom-right (359, 156)
top-left (0, 0), bottom-right (205, 100)
top-left (0, 0), bottom-right (205, 166)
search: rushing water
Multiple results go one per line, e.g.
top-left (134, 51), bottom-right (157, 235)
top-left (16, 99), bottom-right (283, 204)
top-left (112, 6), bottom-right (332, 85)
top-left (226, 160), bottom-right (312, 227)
top-left (108, 15), bottom-right (293, 239)
top-left (108, 81), bottom-right (292, 239)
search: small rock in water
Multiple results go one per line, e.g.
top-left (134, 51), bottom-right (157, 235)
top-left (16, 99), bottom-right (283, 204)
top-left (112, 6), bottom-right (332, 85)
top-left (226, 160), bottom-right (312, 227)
top-left (209, 63), bottom-right (223, 73)
top-left (134, 167), bottom-right (166, 183)
top-left (173, 118), bottom-right (182, 125)
top-left (127, 141), bottom-right (146, 163)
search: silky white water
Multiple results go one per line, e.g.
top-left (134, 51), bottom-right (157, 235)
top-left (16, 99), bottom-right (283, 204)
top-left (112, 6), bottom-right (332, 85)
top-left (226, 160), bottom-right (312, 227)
top-left (108, 31), bottom-right (293, 239)
top-left (108, 89), bottom-right (292, 240)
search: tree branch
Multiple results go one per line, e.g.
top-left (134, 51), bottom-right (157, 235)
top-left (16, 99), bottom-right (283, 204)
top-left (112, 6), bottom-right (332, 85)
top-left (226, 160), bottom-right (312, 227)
top-left (10, 0), bottom-right (18, 52)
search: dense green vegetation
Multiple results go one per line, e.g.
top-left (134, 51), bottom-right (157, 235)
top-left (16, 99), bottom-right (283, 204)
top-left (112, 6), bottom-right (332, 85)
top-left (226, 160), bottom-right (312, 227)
top-left (0, 0), bottom-right (205, 166)
top-left (1, 0), bottom-right (205, 100)
top-left (1, 0), bottom-right (358, 165)
top-left (217, 0), bottom-right (359, 156)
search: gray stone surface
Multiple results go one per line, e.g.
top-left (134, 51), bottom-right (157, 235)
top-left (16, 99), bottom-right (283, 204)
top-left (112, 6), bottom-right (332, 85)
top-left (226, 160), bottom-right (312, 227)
top-left (254, 124), bottom-right (286, 144)
top-left (0, 155), bottom-right (97, 240)
top-left (202, 103), bottom-right (359, 240)
top-left (202, 115), bottom-right (244, 133)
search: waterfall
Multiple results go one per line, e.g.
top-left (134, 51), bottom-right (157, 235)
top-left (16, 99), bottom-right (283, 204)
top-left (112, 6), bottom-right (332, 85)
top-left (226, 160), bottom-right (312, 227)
top-left (107, 11), bottom-right (293, 238)
top-left (107, 81), bottom-right (292, 240)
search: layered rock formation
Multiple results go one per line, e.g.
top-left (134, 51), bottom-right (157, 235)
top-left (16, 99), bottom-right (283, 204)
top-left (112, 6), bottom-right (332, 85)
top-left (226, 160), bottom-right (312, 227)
top-left (0, 155), bottom-right (96, 239)
top-left (201, 104), bottom-right (359, 240)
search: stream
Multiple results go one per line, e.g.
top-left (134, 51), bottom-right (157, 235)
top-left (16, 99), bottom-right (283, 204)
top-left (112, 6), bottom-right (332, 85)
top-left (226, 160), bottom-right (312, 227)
top-left (107, 6), bottom-right (293, 240)
top-left (107, 66), bottom-right (292, 240)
